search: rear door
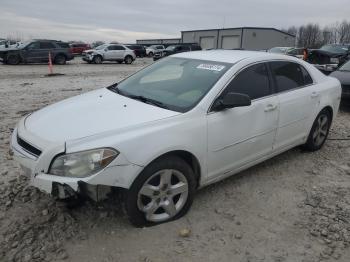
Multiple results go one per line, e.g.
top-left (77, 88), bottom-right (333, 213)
top-left (114, 45), bottom-right (127, 59)
top-left (269, 61), bottom-right (318, 150)
top-left (38, 41), bottom-right (56, 62)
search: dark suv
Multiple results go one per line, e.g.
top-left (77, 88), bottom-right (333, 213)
top-left (0, 40), bottom-right (74, 65)
top-left (153, 44), bottom-right (201, 61)
top-left (125, 44), bottom-right (146, 57)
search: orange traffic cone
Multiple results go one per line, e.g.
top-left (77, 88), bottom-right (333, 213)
top-left (48, 52), bottom-right (53, 75)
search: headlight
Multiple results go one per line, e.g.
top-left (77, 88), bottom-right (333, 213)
top-left (330, 57), bottom-right (339, 64)
top-left (49, 148), bottom-right (119, 178)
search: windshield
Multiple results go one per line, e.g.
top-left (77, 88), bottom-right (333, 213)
top-left (95, 44), bottom-right (108, 50)
top-left (320, 45), bottom-right (349, 54)
top-left (339, 60), bottom-right (350, 71)
top-left (268, 47), bottom-right (290, 54)
top-left (166, 46), bottom-right (176, 51)
top-left (113, 57), bottom-right (232, 112)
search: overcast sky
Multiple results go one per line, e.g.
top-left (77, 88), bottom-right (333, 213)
top-left (1, 0), bottom-right (349, 43)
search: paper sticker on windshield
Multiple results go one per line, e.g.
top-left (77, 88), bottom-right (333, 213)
top-left (197, 64), bottom-right (225, 71)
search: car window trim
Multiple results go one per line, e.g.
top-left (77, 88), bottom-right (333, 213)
top-left (267, 60), bottom-right (315, 95)
top-left (208, 61), bottom-right (274, 114)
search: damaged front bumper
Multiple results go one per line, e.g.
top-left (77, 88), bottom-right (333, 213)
top-left (10, 124), bottom-right (144, 201)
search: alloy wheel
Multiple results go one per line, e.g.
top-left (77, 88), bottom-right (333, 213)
top-left (137, 169), bottom-right (189, 222)
top-left (312, 114), bottom-right (329, 147)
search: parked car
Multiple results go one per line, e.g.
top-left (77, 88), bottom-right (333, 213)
top-left (70, 43), bottom-right (91, 55)
top-left (153, 44), bottom-right (202, 61)
top-left (125, 44), bottom-right (146, 57)
top-left (268, 47), bottom-right (293, 54)
top-left (268, 47), bottom-right (304, 59)
top-left (0, 39), bottom-right (74, 65)
top-left (330, 59), bottom-right (350, 100)
top-left (0, 39), bottom-right (17, 49)
top-left (146, 45), bottom-right (165, 57)
top-left (11, 50), bottom-right (340, 226)
top-left (306, 44), bottom-right (350, 74)
top-left (82, 44), bottom-right (136, 64)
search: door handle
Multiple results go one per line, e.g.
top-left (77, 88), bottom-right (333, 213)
top-left (311, 92), bottom-right (319, 98)
top-left (264, 104), bottom-right (278, 112)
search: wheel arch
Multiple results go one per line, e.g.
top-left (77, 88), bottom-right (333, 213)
top-left (322, 105), bottom-right (333, 122)
top-left (139, 150), bottom-right (202, 188)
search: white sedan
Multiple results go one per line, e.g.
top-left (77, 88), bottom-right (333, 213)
top-left (11, 50), bottom-right (341, 226)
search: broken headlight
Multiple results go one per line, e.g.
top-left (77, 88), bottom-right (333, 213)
top-left (49, 148), bottom-right (119, 178)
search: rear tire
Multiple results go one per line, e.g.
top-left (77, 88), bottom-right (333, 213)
top-left (6, 54), bottom-right (20, 65)
top-left (124, 55), bottom-right (133, 64)
top-left (303, 109), bottom-right (331, 151)
top-left (125, 156), bottom-right (196, 227)
top-left (54, 55), bottom-right (66, 65)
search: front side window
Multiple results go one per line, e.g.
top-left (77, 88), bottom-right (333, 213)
top-left (27, 42), bottom-right (40, 50)
top-left (113, 57), bottom-right (232, 112)
top-left (222, 63), bottom-right (271, 100)
top-left (270, 61), bottom-right (305, 92)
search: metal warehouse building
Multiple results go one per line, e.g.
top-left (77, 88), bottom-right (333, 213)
top-left (181, 27), bottom-right (295, 50)
top-left (136, 38), bottom-right (181, 46)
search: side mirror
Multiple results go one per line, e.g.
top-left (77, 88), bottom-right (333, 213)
top-left (104, 48), bottom-right (108, 51)
top-left (212, 92), bottom-right (251, 111)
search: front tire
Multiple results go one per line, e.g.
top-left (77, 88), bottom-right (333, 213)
top-left (6, 54), bottom-right (20, 65)
top-left (125, 156), bottom-right (196, 227)
top-left (93, 55), bottom-right (103, 64)
top-left (303, 109), bottom-right (331, 151)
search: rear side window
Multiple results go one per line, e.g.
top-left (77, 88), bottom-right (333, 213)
top-left (114, 45), bottom-right (125, 50)
top-left (223, 63), bottom-right (270, 100)
top-left (270, 61), bottom-right (307, 92)
top-left (56, 42), bottom-right (70, 48)
top-left (40, 42), bottom-right (56, 49)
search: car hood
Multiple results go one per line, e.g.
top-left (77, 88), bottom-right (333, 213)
top-left (330, 70), bottom-right (350, 85)
top-left (24, 88), bottom-right (180, 142)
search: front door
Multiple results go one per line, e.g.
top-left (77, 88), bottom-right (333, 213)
top-left (207, 63), bottom-right (279, 181)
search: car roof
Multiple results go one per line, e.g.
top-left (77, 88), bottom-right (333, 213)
top-left (172, 50), bottom-right (293, 64)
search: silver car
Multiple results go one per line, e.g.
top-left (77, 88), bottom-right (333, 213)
top-left (82, 44), bottom-right (136, 64)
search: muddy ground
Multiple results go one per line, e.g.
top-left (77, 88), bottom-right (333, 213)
top-left (0, 58), bottom-right (350, 262)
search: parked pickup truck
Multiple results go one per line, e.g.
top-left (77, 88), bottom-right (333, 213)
top-left (0, 39), bottom-right (74, 65)
top-left (306, 44), bottom-right (350, 74)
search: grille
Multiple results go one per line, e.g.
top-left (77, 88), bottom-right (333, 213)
top-left (17, 136), bottom-right (42, 157)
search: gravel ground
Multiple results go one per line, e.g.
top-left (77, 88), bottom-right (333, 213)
top-left (0, 58), bottom-right (350, 262)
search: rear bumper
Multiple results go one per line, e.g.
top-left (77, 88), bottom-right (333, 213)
top-left (313, 64), bottom-right (338, 73)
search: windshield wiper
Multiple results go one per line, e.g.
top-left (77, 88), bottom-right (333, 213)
top-left (127, 94), bottom-right (169, 109)
top-left (107, 84), bottom-right (168, 109)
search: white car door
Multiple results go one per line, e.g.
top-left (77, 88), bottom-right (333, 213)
top-left (207, 63), bottom-right (279, 180)
top-left (103, 45), bottom-right (117, 60)
top-left (114, 45), bottom-right (126, 60)
top-left (269, 61), bottom-right (319, 150)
